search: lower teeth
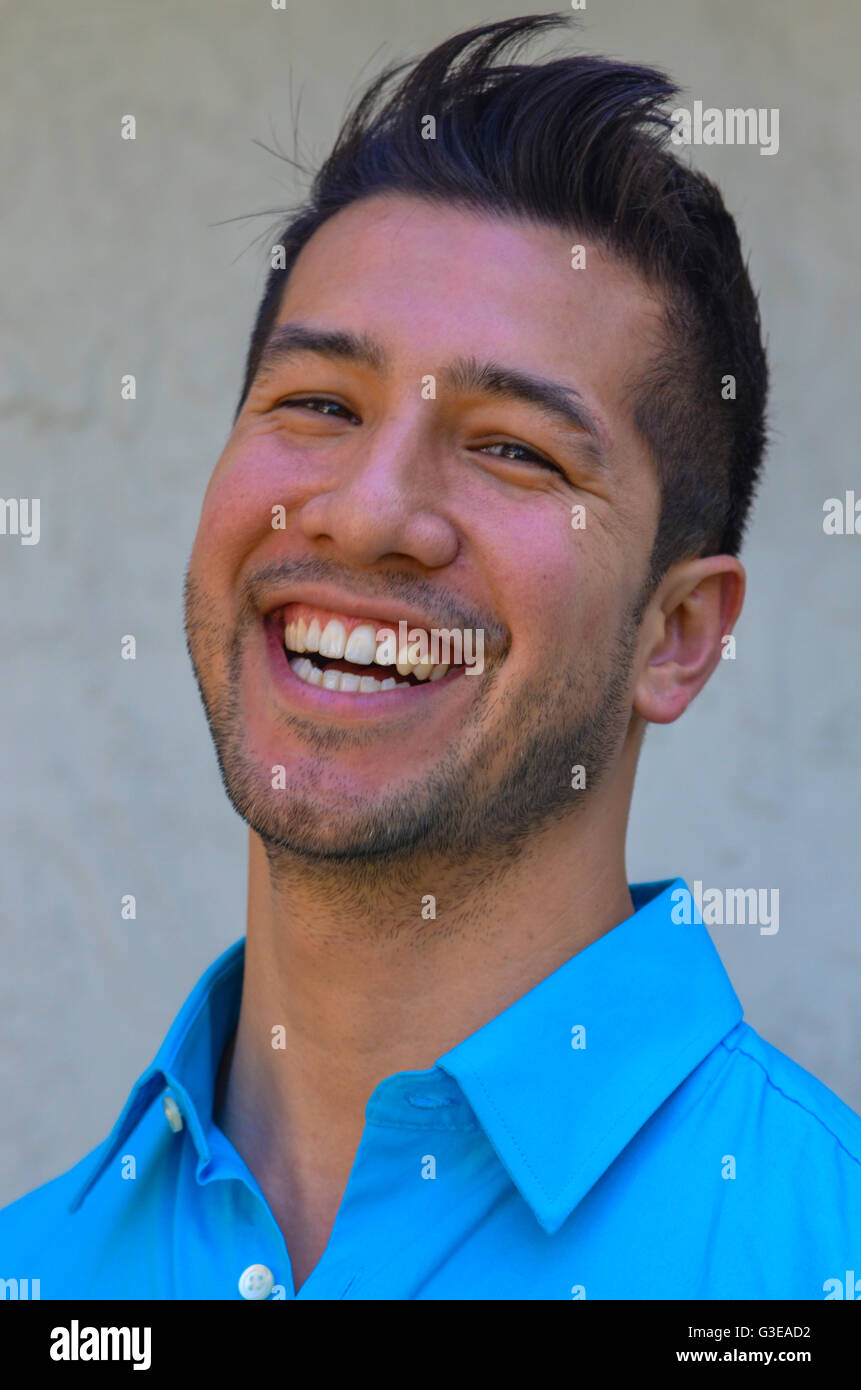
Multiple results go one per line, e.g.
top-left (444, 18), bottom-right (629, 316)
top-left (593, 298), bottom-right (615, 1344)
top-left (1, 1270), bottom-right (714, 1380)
top-left (287, 655), bottom-right (406, 693)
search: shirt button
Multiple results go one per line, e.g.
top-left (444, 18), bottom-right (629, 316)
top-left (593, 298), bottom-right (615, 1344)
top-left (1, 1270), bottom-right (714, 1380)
top-left (238, 1264), bottom-right (274, 1300)
top-left (162, 1092), bottom-right (183, 1133)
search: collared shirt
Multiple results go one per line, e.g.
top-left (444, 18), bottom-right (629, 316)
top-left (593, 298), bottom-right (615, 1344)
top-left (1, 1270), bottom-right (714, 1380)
top-left (2, 877), bottom-right (860, 1300)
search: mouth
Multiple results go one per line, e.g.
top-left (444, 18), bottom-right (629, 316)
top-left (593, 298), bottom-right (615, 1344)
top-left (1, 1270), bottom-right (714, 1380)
top-left (263, 601), bottom-right (470, 705)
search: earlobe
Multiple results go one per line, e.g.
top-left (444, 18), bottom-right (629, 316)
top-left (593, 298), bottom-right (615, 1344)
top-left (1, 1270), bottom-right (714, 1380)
top-left (632, 557), bottom-right (745, 726)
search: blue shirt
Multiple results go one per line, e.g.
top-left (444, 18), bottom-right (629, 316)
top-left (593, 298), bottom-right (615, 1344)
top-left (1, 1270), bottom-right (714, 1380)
top-left (2, 877), bottom-right (860, 1300)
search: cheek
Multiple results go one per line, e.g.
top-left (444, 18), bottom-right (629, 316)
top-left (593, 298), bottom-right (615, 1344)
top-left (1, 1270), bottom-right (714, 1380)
top-left (493, 520), bottom-right (583, 651)
top-left (191, 437), bottom-right (313, 577)
top-left (494, 517), bottom-right (622, 668)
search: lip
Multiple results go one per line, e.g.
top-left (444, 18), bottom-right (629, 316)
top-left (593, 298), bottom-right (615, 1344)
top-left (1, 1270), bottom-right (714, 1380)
top-left (259, 583), bottom-right (456, 638)
top-left (262, 612), bottom-right (469, 721)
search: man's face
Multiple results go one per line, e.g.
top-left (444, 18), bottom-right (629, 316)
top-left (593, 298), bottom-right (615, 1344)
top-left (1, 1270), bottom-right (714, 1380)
top-left (185, 194), bottom-right (665, 863)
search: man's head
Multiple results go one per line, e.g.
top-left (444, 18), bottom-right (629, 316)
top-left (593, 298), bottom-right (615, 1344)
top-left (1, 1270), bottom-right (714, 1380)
top-left (185, 15), bottom-right (766, 869)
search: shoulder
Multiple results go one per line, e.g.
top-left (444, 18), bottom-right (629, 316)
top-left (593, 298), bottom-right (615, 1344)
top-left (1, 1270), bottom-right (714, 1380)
top-left (717, 1020), bottom-right (861, 1167)
top-left (639, 1020), bottom-right (861, 1295)
top-left (0, 1147), bottom-right (101, 1267)
top-left (0, 1100), bottom-right (177, 1298)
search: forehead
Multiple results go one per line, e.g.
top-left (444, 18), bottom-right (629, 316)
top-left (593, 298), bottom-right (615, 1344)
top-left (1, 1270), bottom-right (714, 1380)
top-left (272, 194), bottom-right (666, 408)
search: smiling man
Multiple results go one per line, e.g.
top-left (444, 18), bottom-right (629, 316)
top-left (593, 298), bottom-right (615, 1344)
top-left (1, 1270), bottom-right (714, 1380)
top-left (3, 14), bottom-right (860, 1301)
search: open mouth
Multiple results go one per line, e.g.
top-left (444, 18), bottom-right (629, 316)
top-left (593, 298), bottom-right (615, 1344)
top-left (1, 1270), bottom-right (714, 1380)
top-left (272, 602), bottom-right (464, 695)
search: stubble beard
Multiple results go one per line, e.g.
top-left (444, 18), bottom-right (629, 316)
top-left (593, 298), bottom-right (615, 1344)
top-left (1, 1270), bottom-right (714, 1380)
top-left (184, 572), bottom-right (642, 892)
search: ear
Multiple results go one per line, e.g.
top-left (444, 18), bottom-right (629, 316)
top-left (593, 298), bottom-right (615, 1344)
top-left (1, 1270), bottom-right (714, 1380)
top-left (633, 555), bottom-right (745, 725)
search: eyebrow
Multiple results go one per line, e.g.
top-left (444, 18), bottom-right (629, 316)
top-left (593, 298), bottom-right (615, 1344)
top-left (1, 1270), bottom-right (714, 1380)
top-left (252, 323), bottom-right (609, 464)
top-left (253, 324), bottom-right (387, 382)
top-left (443, 356), bottom-right (609, 464)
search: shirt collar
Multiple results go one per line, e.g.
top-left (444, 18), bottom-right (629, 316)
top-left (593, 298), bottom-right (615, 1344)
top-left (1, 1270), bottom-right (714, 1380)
top-left (69, 939), bottom-right (245, 1212)
top-left (71, 877), bottom-right (742, 1229)
top-left (436, 877), bottom-right (742, 1232)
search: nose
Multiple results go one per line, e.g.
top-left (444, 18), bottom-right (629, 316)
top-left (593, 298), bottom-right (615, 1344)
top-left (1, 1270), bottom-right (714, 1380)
top-left (295, 410), bottom-right (459, 569)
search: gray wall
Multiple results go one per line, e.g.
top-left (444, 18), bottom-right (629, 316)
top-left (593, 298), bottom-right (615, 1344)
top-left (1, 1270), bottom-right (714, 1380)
top-left (1, 0), bottom-right (859, 1206)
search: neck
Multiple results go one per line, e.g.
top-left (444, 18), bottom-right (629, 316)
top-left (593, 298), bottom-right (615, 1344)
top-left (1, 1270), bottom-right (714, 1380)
top-left (214, 778), bottom-right (634, 1285)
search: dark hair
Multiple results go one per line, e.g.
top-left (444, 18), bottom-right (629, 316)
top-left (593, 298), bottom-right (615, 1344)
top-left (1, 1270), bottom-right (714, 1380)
top-left (234, 13), bottom-right (768, 588)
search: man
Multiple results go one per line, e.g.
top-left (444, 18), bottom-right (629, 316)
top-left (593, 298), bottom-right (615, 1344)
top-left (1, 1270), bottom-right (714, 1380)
top-left (2, 14), bottom-right (859, 1300)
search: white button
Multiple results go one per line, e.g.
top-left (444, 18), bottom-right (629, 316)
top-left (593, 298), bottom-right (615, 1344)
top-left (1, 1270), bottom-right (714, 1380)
top-left (238, 1264), bottom-right (274, 1300)
top-left (162, 1093), bottom-right (183, 1133)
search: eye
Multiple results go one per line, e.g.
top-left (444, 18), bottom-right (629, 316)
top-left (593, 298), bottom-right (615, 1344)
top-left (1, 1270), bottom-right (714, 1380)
top-left (274, 396), bottom-right (360, 424)
top-left (478, 440), bottom-right (567, 479)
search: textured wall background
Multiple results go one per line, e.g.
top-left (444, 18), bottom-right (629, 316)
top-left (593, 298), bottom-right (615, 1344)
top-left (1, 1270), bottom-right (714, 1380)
top-left (1, 0), bottom-right (859, 1206)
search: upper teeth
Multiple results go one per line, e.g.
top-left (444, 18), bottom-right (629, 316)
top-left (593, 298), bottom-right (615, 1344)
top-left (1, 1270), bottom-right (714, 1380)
top-left (284, 617), bottom-right (449, 683)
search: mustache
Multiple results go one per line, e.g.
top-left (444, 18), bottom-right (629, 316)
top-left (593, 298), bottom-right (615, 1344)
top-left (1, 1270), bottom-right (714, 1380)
top-left (233, 556), bottom-right (509, 651)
